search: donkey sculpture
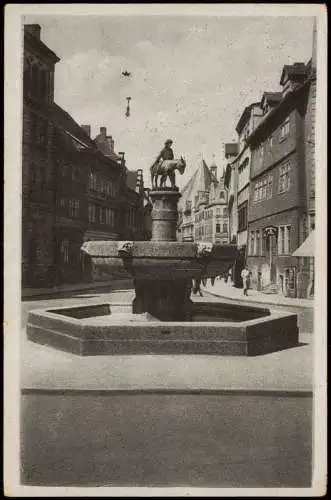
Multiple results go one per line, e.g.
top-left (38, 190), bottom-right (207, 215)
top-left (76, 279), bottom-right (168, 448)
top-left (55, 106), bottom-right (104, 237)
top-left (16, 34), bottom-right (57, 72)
top-left (150, 157), bottom-right (186, 189)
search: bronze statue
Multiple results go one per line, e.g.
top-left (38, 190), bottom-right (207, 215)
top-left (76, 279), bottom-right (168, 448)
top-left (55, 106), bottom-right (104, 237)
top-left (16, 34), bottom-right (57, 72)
top-left (150, 140), bottom-right (186, 188)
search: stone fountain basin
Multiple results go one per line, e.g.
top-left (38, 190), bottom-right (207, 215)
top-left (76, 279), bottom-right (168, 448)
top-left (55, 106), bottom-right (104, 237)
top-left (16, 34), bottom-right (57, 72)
top-left (26, 301), bottom-right (299, 357)
top-left (81, 241), bottom-right (238, 279)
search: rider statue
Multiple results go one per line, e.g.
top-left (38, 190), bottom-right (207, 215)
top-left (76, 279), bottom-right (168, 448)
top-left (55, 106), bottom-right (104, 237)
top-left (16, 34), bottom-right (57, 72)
top-left (154, 139), bottom-right (174, 168)
top-left (150, 139), bottom-right (186, 189)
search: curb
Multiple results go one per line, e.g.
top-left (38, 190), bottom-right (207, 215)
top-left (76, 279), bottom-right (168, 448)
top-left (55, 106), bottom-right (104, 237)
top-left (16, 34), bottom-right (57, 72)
top-left (201, 287), bottom-right (314, 310)
top-left (21, 388), bottom-right (313, 397)
top-left (22, 279), bottom-right (134, 300)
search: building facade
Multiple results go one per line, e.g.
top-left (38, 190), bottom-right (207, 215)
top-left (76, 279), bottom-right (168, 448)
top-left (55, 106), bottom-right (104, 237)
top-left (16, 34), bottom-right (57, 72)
top-left (246, 61), bottom-right (316, 298)
top-left (224, 106), bottom-right (263, 286)
top-left (22, 24), bottom-right (60, 287)
top-left (178, 158), bottom-right (229, 245)
top-left (223, 143), bottom-right (239, 245)
top-left (22, 25), bottom-right (145, 288)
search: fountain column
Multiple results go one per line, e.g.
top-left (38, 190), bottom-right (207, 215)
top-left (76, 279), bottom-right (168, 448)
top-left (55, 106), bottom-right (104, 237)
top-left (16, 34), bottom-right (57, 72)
top-left (149, 188), bottom-right (181, 241)
top-left (132, 186), bottom-right (192, 321)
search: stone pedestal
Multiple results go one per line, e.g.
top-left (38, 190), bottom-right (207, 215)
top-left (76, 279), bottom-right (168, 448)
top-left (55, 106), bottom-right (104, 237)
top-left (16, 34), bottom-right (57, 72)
top-left (132, 277), bottom-right (192, 321)
top-left (150, 188), bottom-right (181, 242)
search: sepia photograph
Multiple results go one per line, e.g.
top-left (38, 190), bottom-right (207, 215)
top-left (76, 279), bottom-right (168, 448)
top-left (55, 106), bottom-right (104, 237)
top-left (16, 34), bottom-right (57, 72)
top-left (4, 3), bottom-right (327, 497)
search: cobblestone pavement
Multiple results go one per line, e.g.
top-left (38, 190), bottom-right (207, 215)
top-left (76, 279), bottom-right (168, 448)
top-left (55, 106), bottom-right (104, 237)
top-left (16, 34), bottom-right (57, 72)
top-left (21, 393), bottom-right (312, 488)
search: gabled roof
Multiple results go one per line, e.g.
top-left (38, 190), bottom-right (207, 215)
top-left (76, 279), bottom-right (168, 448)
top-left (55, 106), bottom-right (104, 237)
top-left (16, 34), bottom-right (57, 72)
top-left (50, 103), bottom-right (95, 148)
top-left (235, 103), bottom-right (260, 134)
top-left (24, 26), bottom-right (60, 64)
top-left (261, 92), bottom-right (282, 109)
top-left (180, 159), bottom-right (219, 208)
top-left (247, 73), bottom-right (311, 147)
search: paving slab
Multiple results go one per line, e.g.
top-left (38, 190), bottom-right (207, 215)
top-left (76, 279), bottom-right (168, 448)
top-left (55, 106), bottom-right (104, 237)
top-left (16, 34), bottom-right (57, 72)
top-left (21, 327), bottom-right (312, 393)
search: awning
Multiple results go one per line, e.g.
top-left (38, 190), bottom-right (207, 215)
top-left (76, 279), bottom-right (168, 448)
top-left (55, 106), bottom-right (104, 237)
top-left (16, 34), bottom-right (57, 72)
top-left (292, 230), bottom-right (315, 257)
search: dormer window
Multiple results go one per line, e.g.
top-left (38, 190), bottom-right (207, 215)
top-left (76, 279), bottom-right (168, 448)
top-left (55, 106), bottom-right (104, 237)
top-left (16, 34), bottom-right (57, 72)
top-left (279, 116), bottom-right (290, 141)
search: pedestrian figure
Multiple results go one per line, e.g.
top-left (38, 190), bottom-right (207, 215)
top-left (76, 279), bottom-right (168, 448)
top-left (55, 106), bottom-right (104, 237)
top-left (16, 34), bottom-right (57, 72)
top-left (241, 266), bottom-right (250, 296)
top-left (192, 277), bottom-right (203, 297)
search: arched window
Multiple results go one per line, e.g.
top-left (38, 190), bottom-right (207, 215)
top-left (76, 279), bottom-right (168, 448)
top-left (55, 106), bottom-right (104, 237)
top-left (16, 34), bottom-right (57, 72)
top-left (40, 69), bottom-right (46, 98)
top-left (23, 62), bottom-right (31, 97)
top-left (31, 65), bottom-right (39, 95)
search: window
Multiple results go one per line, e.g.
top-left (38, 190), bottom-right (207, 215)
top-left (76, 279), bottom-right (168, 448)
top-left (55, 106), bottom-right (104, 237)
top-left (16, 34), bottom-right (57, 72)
top-left (278, 225), bottom-right (291, 254)
top-left (238, 203), bottom-right (248, 232)
top-left (40, 69), bottom-right (47, 99)
top-left (128, 207), bottom-right (137, 227)
top-left (60, 238), bottom-right (70, 264)
top-left (280, 116), bottom-right (290, 140)
top-left (223, 207), bottom-right (228, 217)
top-left (99, 206), bottom-right (104, 224)
top-left (220, 191), bottom-right (224, 199)
top-left (250, 231), bottom-right (256, 256)
top-left (105, 207), bottom-right (115, 226)
top-left (267, 175), bottom-right (273, 199)
top-left (256, 230), bottom-right (262, 256)
top-left (89, 171), bottom-right (98, 191)
top-left (309, 214), bottom-right (315, 231)
top-left (74, 200), bottom-right (80, 217)
top-left (249, 230), bottom-right (263, 256)
top-left (23, 63), bottom-right (31, 96)
top-left (254, 175), bottom-right (273, 203)
top-left (259, 144), bottom-right (264, 165)
top-left (88, 203), bottom-right (96, 223)
top-left (68, 199), bottom-right (80, 218)
top-left (216, 223), bottom-right (220, 233)
top-left (30, 162), bottom-right (37, 186)
top-left (31, 65), bottom-right (39, 96)
top-left (279, 162), bottom-right (291, 193)
top-left (223, 223), bottom-right (228, 233)
top-left (39, 118), bottom-right (48, 148)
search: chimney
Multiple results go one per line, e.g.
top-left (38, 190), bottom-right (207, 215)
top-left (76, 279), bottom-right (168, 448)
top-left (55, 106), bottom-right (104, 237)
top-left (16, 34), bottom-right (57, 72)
top-left (100, 126), bottom-right (107, 137)
top-left (106, 135), bottom-right (114, 153)
top-left (81, 125), bottom-right (91, 137)
top-left (25, 24), bottom-right (41, 40)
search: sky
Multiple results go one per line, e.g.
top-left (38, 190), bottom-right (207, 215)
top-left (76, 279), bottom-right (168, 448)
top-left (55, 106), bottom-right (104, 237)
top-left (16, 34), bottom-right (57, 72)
top-left (24, 14), bottom-right (314, 189)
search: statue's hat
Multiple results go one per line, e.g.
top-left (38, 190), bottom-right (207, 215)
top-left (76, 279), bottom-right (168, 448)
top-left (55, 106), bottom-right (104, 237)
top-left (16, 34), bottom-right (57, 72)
top-left (165, 139), bottom-right (173, 145)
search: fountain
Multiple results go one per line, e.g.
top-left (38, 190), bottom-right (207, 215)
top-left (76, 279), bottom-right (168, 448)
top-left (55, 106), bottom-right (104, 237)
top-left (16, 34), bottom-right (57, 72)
top-left (27, 156), bottom-right (299, 356)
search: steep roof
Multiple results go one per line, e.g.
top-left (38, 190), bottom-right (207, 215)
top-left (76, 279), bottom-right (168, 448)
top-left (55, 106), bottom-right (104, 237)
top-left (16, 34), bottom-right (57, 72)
top-left (126, 170), bottom-right (139, 191)
top-left (180, 159), bottom-right (218, 207)
top-left (24, 25), bottom-right (60, 65)
top-left (261, 92), bottom-right (282, 106)
top-left (280, 62), bottom-right (307, 85)
top-left (247, 67), bottom-right (312, 147)
top-left (50, 103), bottom-right (95, 148)
top-left (235, 103), bottom-right (261, 134)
